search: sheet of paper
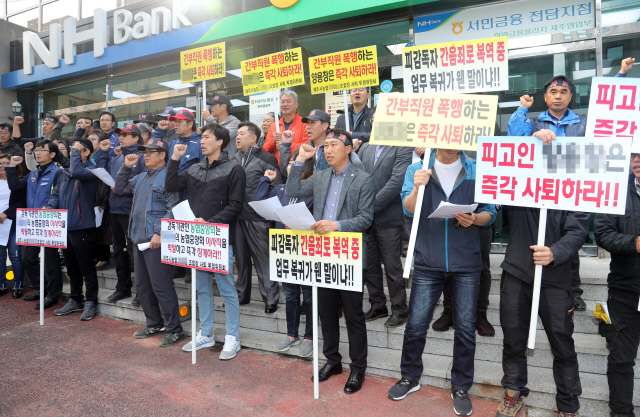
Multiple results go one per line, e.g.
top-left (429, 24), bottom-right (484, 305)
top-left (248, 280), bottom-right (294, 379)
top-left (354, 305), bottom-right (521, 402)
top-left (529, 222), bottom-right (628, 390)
top-left (138, 242), bottom-right (150, 251)
top-left (248, 197), bottom-right (283, 222)
top-left (172, 200), bottom-right (195, 221)
top-left (427, 201), bottom-right (479, 219)
top-left (0, 219), bottom-right (12, 246)
top-left (94, 206), bottom-right (104, 228)
top-left (273, 203), bottom-right (316, 231)
top-left (89, 167), bottom-right (115, 187)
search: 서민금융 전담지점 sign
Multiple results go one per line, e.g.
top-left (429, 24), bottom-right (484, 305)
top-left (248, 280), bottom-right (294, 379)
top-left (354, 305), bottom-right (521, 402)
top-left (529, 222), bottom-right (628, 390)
top-left (474, 136), bottom-right (631, 215)
top-left (16, 209), bottom-right (67, 248)
top-left (241, 48), bottom-right (305, 95)
top-left (269, 229), bottom-right (363, 292)
top-left (161, 219), bottom-right (229, 273)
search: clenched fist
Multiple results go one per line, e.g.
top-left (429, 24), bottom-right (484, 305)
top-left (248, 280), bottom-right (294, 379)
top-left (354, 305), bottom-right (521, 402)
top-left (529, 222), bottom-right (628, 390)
top-left (172, 144), bottom-right (187, 160)
top-left (124, 154), bottom-right (139, 168)
top-left (10, 156), bottom-right (23, 167)
top-left (264, 170), bottom-right (277, 181)
top-left (296, 143), bottom-right (315, 162)
top-left (60, 115), bottom-right (70, 124)
top-left (23, 142), bottom-right (33, 154)
top-left (282, 130), bottom-right (294, 144)
top-left (99, 139), bottom-right (111, 152)
top-left (520, 95), bottom-right (534, 109)
top-left (158, 119), bottom-right (169, 130)
top-left (13, 116), bottom-right (24, 125)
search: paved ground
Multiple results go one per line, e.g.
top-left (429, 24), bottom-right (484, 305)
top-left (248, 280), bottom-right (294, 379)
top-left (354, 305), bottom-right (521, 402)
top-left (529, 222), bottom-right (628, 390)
top-left (0, 289), bottom-right (505, 417)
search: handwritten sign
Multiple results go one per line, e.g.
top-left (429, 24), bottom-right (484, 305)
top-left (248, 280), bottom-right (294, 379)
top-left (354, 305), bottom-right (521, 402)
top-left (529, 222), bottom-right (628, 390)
top-left (241, 48), bottom-right (305, 95)
top-left (309, 46), bottom-right (378, 94)
top-left (180, 42), bottom-right (225, 83)
top-left (16, 209), bottom-right (67, 248)
top-left (160, 219), bottom-right (229, 273)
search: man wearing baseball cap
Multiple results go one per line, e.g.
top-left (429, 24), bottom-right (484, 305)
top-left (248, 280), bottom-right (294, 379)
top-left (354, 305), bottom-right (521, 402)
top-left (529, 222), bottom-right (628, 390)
top-left (205, 95), bottom-right (240, 156)
top-left (114, 139), bottom-right (185, 347)
top-left (0, 123), bottom-right (23, 158)
top-left (99, 123), bottom-right (146, 305)
top-left (134, 112), bottom-right (158, 130)
top-left (166, 109), bottom-right (203, 180)
top-left (137, 123), bottom-right (153, 145)
top-left (152, 107), bottom-right (178, 144)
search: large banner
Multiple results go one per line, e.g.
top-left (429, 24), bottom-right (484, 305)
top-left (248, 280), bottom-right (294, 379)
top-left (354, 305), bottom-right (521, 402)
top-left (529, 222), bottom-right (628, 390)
top-left (370, 92), bottom-right (498, 150)
top-left (586, 76), bottom-right (640, 150)
top-left (414, 0), bottom-right (594, 45)
top-left (180, 42), bottom-right (225, 83)
top-left (269, 230), bottom-right (363, 292)
top-left (475, 136), bottom-right (631, 214)
top-left (403, 37), bottom-right (508, 94)
top-left (161, 219), bottom-right (229, 274)
top-left (16, 209), bottom-right (67, 248)
top-left (241, 48), bottom-right (305, 96)
top-left (309, 46), bottom-right (379, 95)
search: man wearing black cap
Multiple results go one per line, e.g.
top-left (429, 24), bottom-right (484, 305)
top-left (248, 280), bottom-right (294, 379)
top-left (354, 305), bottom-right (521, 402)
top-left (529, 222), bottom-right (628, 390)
top-left (114, 139), bottom-right (185, 347)
top-left (137, 123), bottom-right (153, 145)
top-left (134, 113), bottom-right (158, 131)
top-left (286, 127), bottom-right (374, 394)
top-left (153, 106), bottom-right (177, 144)
top-left (167, 109), bottom-right (203, 179)
top-left (0, 123), bottom-right (23, 158)
top-left (99, 123), bottom-right (146, 305)
top-left (205, 95), bottom-right (240, 156)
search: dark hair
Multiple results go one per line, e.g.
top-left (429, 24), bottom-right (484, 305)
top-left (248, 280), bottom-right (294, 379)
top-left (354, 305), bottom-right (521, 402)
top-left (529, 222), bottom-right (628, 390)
top-left (0, 154), bottom-right (22, 178)
top-left (99, 112), bottom-right (115, 123)
top-left (290, 148), bottom-right (314, 180)
top-left (238, 121), bottom-right (261, 142)
top-left (88, 129), bottom-right (107, 142)
top-left (203, 123), bottom-right (230, 151)
top-left (76, 138), bottom-right (94, 153)
top-left (36, 140), bottom-right (60, 164)
top-left (543, 75), bottom-right (574, 92)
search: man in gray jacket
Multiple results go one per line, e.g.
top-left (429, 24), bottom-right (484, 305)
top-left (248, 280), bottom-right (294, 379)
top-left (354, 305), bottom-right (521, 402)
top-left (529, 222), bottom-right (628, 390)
top-left (357, 141), bottom-right (412, 327)
top-left (206, 95), bottom-right (240, 157)
top-left (286, 127), bottom-right (374, 395)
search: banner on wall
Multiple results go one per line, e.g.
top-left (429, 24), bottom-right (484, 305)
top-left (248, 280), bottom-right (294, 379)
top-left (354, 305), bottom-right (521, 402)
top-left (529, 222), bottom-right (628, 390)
top-left (180, 42), bottom-right (226, 83)
top-left (241, 48), bottom-right (305, 95)
top-left (309, 46), bottom-right (379, 95)
top-left (402, 37), bottom-right (509, 94)
top-left (370, 93), bottom-right (498, 151)
top-left (474, 136), bottom-right (631, 215)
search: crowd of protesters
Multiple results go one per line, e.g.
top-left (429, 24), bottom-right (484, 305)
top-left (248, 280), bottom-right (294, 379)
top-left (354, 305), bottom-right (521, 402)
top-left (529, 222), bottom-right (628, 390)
top-left (0, 58), bottom-right (638, 417)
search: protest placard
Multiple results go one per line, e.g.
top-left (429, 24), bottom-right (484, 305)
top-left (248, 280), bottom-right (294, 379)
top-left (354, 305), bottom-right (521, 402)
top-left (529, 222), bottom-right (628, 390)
top-left (241, 48), bottom-right (305, 95)
top-left (403, 37), bottom-right (508, 94)
top-left (475, 136), bottom-right (631, 214)
top-left (268, 230), bottom-right (363, 292)
top-left (586, 76), bottom-right (640, 149)
top-left (180, 42), bottom-right (225, 83)
top-left (16, 208), bottom-right (67, 248)
top-left (370, 92), bottom-right (498, 151)
top-left (160, 219), bottom-right (229, 273)
top-left (308, 46), bottom-right (378, 95)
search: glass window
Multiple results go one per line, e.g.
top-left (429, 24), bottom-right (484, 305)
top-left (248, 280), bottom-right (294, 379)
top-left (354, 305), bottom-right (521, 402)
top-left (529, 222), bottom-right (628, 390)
top-left (43, 79), bottom-right (107, 136)
top-left (602, 0), bottom-right (640, 26)
top-left (81, 0), bottom-right (118, 19)
top-left (603, 34), bottom-right (640, 78)
top-left (0, 1), bottom-right (6, 19)
top-left (7, 0), bottom-right (37, 15)
top-left (43, 0), bottom-right (79, 30)
top-left (8, 8), bottom-right (39, 29)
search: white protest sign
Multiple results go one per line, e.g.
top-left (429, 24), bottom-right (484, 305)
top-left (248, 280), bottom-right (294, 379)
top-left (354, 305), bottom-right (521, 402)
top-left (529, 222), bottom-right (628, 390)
top-left (250, 90), bottom-right (279, 127)
top-left (16, 209), bottom-right (68, 248)
top-left (160, 219), bottom-right (229, 273)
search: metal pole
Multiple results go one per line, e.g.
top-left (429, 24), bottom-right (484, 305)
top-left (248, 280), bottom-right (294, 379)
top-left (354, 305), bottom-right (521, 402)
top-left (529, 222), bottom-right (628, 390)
top-left (312, 285), bottom-right (319, 399)
top-left (40, 246), bottom-right (45, 325)
top-left (191, 268), bottom-right (197, 364)
top-left (275, 89), bottom-right (281, 134)
top-left (343, 90), bottom-right (350, 132)
top-left (201, 79), bottom-right (207, 127)
top-left (595, 0), bottom-right (603, 77)
top-left (38, 0), bottom-right (42, 32)
top-left (526, 208), bottom-right (548, 352)
top-left (403, 154), bottom-right (429, 278)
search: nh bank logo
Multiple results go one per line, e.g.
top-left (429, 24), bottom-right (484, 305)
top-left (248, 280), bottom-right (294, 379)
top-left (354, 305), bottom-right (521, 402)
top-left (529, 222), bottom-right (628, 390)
top-left (270, 0), bottom-right (299, 8)
top-left (416, 19), bottom-right (441, 27)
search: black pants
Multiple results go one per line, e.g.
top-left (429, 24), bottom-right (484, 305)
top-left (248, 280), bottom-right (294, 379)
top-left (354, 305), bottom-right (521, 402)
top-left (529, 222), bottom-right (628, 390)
top-left (364, 223), bottom-right (407, 316)
top-left (443, 225), bottom-right (492, 310)
top-left (571, 252), bottom-right (582, 296)
top-left (64, 228), bottom-right (99, 303)
top-left (600, 288), bottom-right (640, 416)
top-left (22, 246), bottom-right (63, 299)
top-left (132, 246), bottom-right (182, 333)
top-left (235, 220), bottom-right (279, 305)
top-left (500, 272), bottom-right (581, 413)
top-left (110, 213), bottom-right (132, 293)
top-left (94, 244), bottom-right (111, 262)
top-left (318, 286), bottom-right (367, 373)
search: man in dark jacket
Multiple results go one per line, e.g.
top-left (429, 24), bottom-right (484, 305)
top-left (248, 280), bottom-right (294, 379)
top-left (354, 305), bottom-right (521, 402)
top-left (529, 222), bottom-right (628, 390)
top-left (388, 150), bottom-right (495, 416)
top-left (335, 87), bottom-right (374, 150)
top-left (12, 115), bottom-right (57, 144)
top-left (114, 139), bottom-right (185, 347)
top-left (97, 112), bottom-right (120, 159)
top-left (594, 153), bottom-right (640, 417)
top-left (166, 109), bottom-right (203, 177)
top-left (166, 123), bottom-right (246, 359)
top-left (151, 107), bottom-right (177, 145)
top-left (233, 121), bottom-right (282, 312)
top-left (48, 138), bottom-right (100, 321)
top-left (0, 124), bottom-right (24, 158)
top-left (100, 123), bottom-right (146, 305)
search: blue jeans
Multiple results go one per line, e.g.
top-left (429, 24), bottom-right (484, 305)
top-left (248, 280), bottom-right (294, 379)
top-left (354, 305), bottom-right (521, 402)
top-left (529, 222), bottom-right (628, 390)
top-left (282, 283), bottom-right (313, 340)
top-left (0, 230), bottom-right (24, 290)
top-left (196, 246), bottom-right (239, 339)
top-left (400, 267), bottom-right (480, 390)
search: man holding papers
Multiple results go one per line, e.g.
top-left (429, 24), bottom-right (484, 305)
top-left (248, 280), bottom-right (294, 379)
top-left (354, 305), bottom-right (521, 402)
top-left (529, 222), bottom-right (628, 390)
top-left (114, 139), bottom-right (184, 347)
top-left (165, 123), bottom-right (246, 360)
top-left (286, 128), bottom-right (374, 395)
top-left (389, 149), bottom-right (495, 417)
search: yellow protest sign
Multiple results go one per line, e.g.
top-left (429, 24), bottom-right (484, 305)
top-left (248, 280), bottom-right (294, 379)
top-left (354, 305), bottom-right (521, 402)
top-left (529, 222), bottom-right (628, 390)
top-left (370, 93), bottom-right (498, 151)
top-left (309, 46), bottom-right (379, 95)
top-left (180, 42), bottom-right (225, 83)
top-left (241, 48), bottom-right (305, 96)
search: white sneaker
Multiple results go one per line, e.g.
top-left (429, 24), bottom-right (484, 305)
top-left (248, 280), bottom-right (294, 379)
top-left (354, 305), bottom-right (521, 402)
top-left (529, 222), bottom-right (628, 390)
top-left (182, 330), bottom-right (215, 352)
top-left (219, 335), bottom-right (241, 360)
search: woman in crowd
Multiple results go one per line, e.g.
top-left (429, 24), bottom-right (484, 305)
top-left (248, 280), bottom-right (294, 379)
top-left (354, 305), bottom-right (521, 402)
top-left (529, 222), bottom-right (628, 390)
top-left (0, 154), bottom-right (26, 298)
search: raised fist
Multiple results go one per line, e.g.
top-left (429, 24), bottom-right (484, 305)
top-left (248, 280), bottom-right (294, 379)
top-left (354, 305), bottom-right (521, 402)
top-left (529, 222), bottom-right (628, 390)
top-left (13, 116), bottom-right (24, 125)
top-left (124, 154), bottom-right (139, 168)
top-left (296, 143), bottom-right (315, 162)
top-left (520, 95), bottom-right (534, 109)
top-left (23, 142), bottom-right (34, 153)
top-left (264, 170), bottom-right (277, 181)
top-left (158, 119), bottom-right (169, 130)
top-left (172, 143), bottom-right (187, 160)
top-left (60, 115), bottom-right (70, 124)
top-left (99, 139), bottom-right (111, 152)
top-left (114, 146), bottom-right (122, 156)
top-left (282, 130), bottom-right (294, 144)
top-left (81, 119), bottom-right (93, 129)
top-left (10, 156), bottom-right (23, 167)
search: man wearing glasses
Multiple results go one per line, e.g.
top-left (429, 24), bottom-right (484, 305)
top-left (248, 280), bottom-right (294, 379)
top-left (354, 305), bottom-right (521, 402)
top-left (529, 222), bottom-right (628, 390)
top-left (335, 87), bottom-right (374, 151)
top-left (94, 112), bottom-right (119, 159)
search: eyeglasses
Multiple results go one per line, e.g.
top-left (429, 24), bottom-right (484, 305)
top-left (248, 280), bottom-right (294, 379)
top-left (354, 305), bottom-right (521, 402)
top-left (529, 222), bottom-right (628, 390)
top-left (0, 162), bottom-right (10, 166)
top-left (159, 116), bottom-right (169, 121)
top-left (350, 88), bottom-right (367, 93)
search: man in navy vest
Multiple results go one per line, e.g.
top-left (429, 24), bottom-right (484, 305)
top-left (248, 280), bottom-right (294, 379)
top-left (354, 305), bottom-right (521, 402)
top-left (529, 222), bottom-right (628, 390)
top-left (6, 140), bottom-right (64, 310)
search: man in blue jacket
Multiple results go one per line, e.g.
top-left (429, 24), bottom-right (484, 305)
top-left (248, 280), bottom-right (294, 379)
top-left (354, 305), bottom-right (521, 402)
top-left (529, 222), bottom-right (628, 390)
top-left (48, 138), bottom-right (100, 321)
top-left (100, 123), bottom-right (146, 305)
top-left (387, 149), bottom-right (495, 417)
top-left (166, 109), bottom-right (203, 177)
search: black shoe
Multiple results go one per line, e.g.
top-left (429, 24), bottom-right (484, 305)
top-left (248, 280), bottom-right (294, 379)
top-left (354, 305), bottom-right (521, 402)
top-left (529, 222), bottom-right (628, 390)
top-left (159, 331), bottom-right (185, 347)
top-left (36, 297), bottom-right (58, 310)
top-left (23, 292), bottom-right (41, 301)
top-left (388, 377), bottom-right (421, 400)
top-left (0, 288), bottom-right (7, 296)
top-left (432, 306), bottom-right (453, 331)
top-left (476, 309), bottom-right (495, 337)
top-left (265, 304), bottom-right (277, 314)
top-left (344, 370), bottom-right (365, 394)
top-left (134, 326), bottom-right (164, 339)
top-left (574, 294), bottom-right (586, 311)
top-left (12, 289), bottom-right (23, 299)
top-left (384, 313), bottom-right (408, 328)
top-left (80, 301), bottom-right (97, 321)
top-left (364, 307), bottom-right (388, 322)
top-left (105, 291), bottom-right (132, 304)
top-left (131, 294), bottom-right (140, 307)
top-left (54, 300), bottom-right (84, 316)
top-left (311, 362), bottom-right (342, 382)
top-left (451, 388), bottom-right (473, 416)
